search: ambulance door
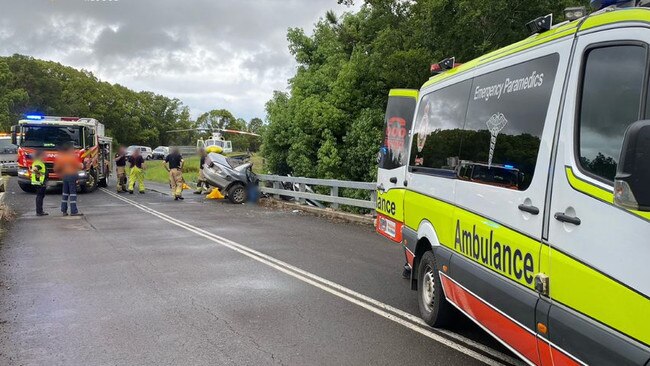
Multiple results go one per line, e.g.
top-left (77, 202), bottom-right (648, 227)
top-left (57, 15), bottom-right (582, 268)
top-left (546, 29), bottom-right (650, 365)
top-left (448, 46), bottom-right (567, 365)
top-left (376, 89), bottom-right (418, 243)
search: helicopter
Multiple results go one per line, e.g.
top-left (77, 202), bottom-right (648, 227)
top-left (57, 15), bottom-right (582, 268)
top-left (167, 127), bottom-right (260, 154)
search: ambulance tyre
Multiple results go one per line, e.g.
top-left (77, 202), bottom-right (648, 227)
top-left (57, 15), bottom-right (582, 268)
top-left (18, 182), bottom-right (36, 193)
top-left (228, 183), bottom-right (247, 204)
top-left (417, 250), bottom-right (454, 328)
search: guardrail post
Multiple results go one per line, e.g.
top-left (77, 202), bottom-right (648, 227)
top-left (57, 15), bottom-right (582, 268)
top-left (370, 190), bottom-right (377, 209)
top-left (273, 181), bottom-right (281, 199)
top-left (330, 186), bottom-right (339, 210)
top-left (298, 183), bottom-right (306, 205)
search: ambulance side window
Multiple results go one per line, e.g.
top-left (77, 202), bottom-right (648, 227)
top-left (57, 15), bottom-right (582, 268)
top-left (578, 44), bottom-right (647, 183)
top-left (409, 80), bottom-right (472, 176)
top-left (460, 54), bottom-right (559, 191)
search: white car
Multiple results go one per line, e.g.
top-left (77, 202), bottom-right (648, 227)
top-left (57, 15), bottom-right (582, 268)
top-left (126, 145), bottom-right (153, 160)
top-left (152, 146), bottom-right (169, 160)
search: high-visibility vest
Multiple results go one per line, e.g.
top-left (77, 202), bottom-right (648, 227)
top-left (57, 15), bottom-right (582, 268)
top-left (31, 159), bottom-right (46, 186)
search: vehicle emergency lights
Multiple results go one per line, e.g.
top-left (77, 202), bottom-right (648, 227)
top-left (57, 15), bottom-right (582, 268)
top-left (564, 6), bottom-right (587, 20)
top-left (25, 115), bottom-right (44, 120)
top-left (590, 0), bottom-right (635, 10)
top-left (430, 57), bottom-right (459, 76)
top-left (525, 14), bottom-right (553, 35)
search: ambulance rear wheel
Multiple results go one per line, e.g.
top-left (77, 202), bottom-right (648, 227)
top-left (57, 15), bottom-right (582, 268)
top-left (417, 250), bottom-right (454, 327)
top-left (18, 182), bottom-right (35, 193)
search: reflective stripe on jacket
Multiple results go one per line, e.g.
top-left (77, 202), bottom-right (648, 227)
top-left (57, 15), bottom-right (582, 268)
top-left (31, 160), bottom-right (46, 186)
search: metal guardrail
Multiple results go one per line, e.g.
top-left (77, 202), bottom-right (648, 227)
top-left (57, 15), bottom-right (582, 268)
top-left (258, 175), bottom-right (377, 210)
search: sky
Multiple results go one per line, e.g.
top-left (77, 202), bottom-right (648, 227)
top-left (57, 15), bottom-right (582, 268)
top-left (0, 0), bottom-right (360, 121)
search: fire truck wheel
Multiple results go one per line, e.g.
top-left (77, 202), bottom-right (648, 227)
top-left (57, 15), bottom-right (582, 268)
top-left (81, 169), bottom-right (98, 193)
top-left (417, 250), bottom-right (455, 327)
top-left (18, 182), bottom-right (36, 193)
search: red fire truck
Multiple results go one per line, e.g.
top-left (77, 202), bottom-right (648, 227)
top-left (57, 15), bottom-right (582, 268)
top-left (11, 115), bottom-right (112, 193)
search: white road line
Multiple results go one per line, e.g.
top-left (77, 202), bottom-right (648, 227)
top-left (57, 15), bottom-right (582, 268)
top-left (100, 188), bottom-right (518, 366)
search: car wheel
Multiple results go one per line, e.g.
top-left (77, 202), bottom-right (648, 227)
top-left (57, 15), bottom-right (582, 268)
top-left (18, 182), bottom-right (36, 193)
top-left (228, 184), bottom-right (247, 204)
top-left (417, 250), bottom-right (455, 327)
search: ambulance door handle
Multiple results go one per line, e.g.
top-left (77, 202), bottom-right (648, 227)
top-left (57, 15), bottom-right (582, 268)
top-left (389, 177), bottom-right (398, 184)
top-left (518, 204), bottom-right (539, 215)
top-left (554, 212), bottom-right (581, 226)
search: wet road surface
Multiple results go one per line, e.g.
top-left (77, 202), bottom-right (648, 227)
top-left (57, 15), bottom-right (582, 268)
top-left (0, 179), bottom-right (523, 365)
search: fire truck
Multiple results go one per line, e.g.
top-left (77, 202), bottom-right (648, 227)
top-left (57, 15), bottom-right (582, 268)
top-left (11, 115), bottom-right (112, 193)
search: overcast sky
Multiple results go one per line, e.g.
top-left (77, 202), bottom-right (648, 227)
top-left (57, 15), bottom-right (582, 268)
top-left (0, 0), bottom-right (360, 121)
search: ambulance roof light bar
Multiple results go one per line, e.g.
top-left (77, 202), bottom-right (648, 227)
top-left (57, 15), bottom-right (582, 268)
top-left (590, 0), bottom-right (635, 10)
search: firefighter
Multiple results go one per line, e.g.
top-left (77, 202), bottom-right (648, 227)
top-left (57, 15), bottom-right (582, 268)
top-left (128, 149), bottom-right (146, 194)
top-left (54, 143), bottom-right (83, 216)
top-left (115, 146), bottom-right (127, 193)
top-left (165, 146), bottom-right (184, 200)
top-left (31, 150), bottom-right (48, 216)
top-left (194, 147), bottom-right (208, 194)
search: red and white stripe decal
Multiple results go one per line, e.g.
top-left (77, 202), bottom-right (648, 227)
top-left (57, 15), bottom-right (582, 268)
top-left (439, 272), bottom-right (585, 366)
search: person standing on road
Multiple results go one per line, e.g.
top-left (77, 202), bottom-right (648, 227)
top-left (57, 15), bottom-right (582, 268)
top-left (54, 143), bottom-right (83, 216)
top-left (31, 150), bottom-right (48, 216)
top-left (128, 149), bottom-right (146, 194)
top-left (194, 148), bottom-right (208, 195)
top-left (115, 146), bottom-right (128, 193)
top-left (165, 147), bottom-right (184, 200)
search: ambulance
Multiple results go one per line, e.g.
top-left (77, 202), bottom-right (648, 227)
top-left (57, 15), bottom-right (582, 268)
top-left (376, 2), bottom-right (650, 365)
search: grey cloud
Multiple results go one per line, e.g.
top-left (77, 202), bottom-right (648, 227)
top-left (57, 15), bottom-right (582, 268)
top-left (0, 0), bottom-right (361, 120)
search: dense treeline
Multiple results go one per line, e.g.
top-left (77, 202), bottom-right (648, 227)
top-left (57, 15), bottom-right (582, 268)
top-left (263, 0), bottom-right (589, 181)
top-left (0, 54), bottom-right (194, 147)
top-left (0, 54), bottom-right (263, 151)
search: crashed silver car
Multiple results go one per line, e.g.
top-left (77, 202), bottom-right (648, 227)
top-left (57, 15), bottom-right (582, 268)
top-left (202, 153), bottom-right (257, 204)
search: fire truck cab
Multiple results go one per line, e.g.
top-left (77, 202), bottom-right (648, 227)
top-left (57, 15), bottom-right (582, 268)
top-left (12, 115), bottom-right (112, 193)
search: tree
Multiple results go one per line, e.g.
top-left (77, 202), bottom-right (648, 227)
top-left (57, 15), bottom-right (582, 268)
top-left (263, 0), bottom-right (590, 179)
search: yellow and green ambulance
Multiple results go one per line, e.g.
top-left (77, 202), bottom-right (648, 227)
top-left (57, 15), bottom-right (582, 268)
top-left (376, 3), bottom-right (650, 365)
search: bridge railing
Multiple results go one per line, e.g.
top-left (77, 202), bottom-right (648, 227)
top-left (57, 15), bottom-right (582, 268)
top-left (257, 175), bottom-right (377, 210)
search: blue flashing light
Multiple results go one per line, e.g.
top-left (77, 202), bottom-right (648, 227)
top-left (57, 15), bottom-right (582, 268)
top-left (25, 114), bottom-right (44, 120)
top-left (504, 165), bottom-right (515, 169)
top-left (590, 0), bottom-right (635, 10)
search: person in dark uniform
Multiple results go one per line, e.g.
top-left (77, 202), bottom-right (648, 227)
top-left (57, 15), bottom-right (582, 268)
top-left (165, 147), bottom-right (184, 200)
top-left (115, 146), bottom-right (127, 193)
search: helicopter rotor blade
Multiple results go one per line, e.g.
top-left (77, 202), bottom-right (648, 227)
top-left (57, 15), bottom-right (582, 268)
top-left (218, 128), bottom-right (261, 137)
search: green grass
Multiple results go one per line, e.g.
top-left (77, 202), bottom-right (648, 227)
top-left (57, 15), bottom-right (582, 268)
top-left (142, 153), bottom-right (265, 184)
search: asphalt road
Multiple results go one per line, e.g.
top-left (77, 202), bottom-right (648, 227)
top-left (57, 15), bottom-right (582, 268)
top-left (0, 179), bottom-right (523, 366)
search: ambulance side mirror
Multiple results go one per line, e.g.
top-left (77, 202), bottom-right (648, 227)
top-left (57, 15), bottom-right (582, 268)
top-left (614, 120), bottom-right (650, 211)
top-left (10, 125), bottom-right (17, 145)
